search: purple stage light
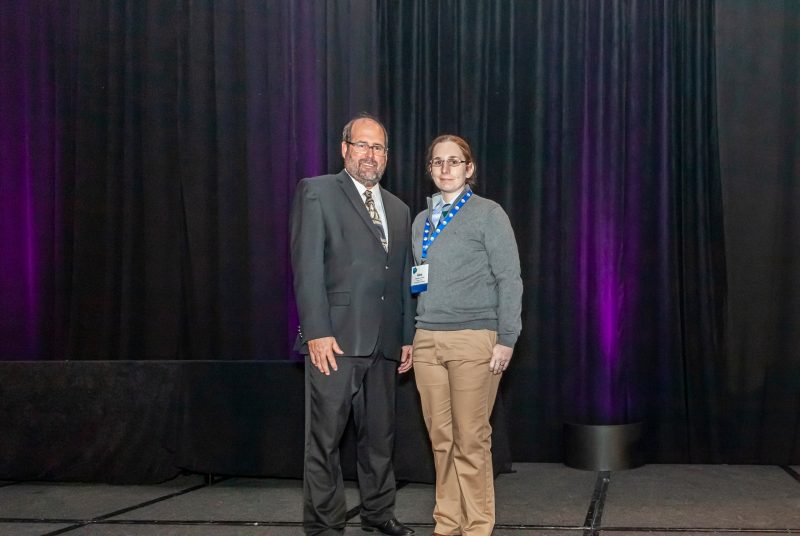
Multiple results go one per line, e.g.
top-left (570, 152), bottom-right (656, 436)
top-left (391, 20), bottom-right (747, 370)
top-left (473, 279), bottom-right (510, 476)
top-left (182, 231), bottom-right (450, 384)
top-left (0, 3), bottom-right (50, 360)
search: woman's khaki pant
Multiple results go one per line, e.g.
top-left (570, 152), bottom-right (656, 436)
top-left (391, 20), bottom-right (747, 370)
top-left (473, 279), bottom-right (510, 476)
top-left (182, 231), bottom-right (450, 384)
top-left (412, 328), bottom-right (501, 536)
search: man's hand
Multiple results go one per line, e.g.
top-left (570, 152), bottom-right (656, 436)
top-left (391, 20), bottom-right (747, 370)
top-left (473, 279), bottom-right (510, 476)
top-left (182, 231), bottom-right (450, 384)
top-left (489, 344), bottom-right (513, 375)
top-left (398, 345), bottom-right (413, 373)
top-left (307, 337), bottom-right (343, 375)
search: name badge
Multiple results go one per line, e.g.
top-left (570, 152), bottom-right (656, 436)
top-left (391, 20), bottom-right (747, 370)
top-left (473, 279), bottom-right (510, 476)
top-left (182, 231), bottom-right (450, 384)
top-left (410, 264), bottom-right (429, 294)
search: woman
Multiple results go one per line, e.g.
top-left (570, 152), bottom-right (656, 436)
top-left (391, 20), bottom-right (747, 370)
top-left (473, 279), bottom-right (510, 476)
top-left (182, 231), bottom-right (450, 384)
top-left (411, 135), bottom-right (522, 536)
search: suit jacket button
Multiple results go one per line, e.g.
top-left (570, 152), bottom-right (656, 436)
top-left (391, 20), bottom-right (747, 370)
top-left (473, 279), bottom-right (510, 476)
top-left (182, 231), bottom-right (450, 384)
top-left (381, 296), bottom-right (384, 300)
top-left (385, 265), bottom-right (389, 270)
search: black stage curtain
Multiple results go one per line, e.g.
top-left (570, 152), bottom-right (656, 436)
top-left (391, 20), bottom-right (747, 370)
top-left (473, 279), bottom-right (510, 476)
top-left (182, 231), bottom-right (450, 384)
top-left (1, 1), bottom-right (798, 467)
top-left (714, 1), bottom-right (800, 464)
top-left (379, 1), bottom-right (726, 462)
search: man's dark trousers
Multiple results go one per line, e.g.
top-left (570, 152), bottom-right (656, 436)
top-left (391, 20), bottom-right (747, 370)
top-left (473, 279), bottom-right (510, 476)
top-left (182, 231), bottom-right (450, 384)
top-left (303, 350), bottom-right (396, 535)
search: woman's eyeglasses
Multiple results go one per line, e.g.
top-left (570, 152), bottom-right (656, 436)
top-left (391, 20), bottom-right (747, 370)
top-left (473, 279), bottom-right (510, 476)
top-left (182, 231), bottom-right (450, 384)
top-left (430, 158), bottom-right (467, 168)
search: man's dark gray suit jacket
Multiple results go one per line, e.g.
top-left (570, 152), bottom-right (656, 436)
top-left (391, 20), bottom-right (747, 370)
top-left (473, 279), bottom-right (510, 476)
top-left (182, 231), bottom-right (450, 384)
top-left (290, 171), bottom-right (415, 360)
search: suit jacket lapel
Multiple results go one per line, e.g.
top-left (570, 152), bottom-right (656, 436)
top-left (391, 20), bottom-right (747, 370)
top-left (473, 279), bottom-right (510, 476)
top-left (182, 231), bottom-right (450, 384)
top-left (336, 171), bottom-right (385, 247)
top-left (383, 193), bottom-right (402, 256)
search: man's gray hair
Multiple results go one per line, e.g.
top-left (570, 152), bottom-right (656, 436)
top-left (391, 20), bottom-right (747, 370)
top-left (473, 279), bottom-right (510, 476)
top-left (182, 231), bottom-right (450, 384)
top-left (342, 113), bottom-right (389, 146)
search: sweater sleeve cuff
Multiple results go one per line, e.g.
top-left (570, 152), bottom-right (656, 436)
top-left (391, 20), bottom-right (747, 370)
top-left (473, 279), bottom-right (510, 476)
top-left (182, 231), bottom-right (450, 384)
top-left (498, 333), bottom-right (518, 348)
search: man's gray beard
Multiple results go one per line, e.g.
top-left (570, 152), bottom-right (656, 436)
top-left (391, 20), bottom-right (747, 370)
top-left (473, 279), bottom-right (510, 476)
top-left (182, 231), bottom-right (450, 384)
top-left (357, 174), bottom-right (381, 188)
top-left (348, 163), bottom-right (383, 188)
top-left (344, 156), bottom-right (383, 188)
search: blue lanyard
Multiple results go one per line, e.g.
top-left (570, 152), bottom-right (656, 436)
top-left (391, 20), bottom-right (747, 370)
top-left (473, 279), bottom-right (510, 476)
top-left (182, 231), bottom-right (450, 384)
top-left (421, 191), bottom-right (472, 260)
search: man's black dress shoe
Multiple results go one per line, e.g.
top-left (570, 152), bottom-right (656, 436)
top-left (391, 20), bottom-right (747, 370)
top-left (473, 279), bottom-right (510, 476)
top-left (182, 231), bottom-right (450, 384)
top-left (360, 517), bottom-right (415, 535)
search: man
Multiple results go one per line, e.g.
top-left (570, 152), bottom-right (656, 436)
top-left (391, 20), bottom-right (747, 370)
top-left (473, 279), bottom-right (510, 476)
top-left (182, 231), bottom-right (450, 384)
top-left (291, 114), bottom-right (416, 536)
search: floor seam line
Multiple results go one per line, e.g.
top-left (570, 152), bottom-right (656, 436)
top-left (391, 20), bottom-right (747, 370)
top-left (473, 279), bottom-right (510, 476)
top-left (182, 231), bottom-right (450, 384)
top-left (780, 465), bottom-right (800, 485)
top-left (583, 470), bottom-right (610, 536)
top-left (38, 477), bottom-right (221, 536)
top-left (601, 528), bottom-right (800, 533)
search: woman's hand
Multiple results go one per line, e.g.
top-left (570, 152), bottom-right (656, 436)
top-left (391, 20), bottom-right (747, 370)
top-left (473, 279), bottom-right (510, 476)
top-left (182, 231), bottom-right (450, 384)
top-left (489, 344), bottom-right (513, 375)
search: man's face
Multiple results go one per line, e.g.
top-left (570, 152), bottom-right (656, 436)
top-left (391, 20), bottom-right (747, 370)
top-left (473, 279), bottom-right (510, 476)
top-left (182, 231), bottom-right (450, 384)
top-left (341, 119), bottom-right (388, 188)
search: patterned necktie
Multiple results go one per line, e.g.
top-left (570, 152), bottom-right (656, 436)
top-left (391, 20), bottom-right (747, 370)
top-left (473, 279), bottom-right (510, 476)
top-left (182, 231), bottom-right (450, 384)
top-left (431, 201), bottom-right (452, 228)
top-left (364, 189), bottom-right (388, 252)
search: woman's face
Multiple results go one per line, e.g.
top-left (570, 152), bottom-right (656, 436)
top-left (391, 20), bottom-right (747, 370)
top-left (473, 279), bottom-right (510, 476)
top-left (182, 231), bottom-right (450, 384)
top-left (429, 141), bottom-right (474, 199)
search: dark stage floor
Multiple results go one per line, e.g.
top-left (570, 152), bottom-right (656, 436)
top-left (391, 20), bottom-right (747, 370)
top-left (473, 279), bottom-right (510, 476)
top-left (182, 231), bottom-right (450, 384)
top-left (1, 464), bottom-right (799, 535)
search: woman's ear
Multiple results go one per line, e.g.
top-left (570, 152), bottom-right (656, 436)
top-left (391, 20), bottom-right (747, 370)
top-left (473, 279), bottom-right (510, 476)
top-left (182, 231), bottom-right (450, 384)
top-left (466, 163), bottom-right (475, 179)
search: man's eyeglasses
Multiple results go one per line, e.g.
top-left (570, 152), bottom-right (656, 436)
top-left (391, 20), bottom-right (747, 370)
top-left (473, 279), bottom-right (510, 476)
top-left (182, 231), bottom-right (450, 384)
top-left (430, 158), bottom-right (467, 168)
top-left (345, 140), bottom-right (388, 156)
